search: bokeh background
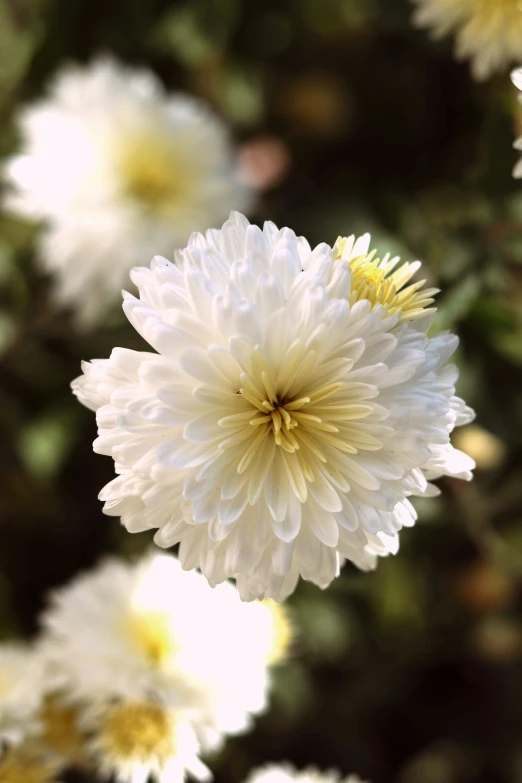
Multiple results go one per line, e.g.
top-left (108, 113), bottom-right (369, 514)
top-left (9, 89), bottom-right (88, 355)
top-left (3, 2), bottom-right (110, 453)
top-left (1, 1), bottom-right (522, 782)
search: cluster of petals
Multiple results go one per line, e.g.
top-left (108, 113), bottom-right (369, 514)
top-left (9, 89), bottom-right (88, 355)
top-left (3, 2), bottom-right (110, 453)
top-left (73, 212), bottom-right (475, 602)
top-left (411, 0), bottom-right (522, 80)
top-left (3, 57), bottom-right (252, 325)
top-left (41, 551), bottom-right (279, 735)
top-left (0, 552), bottom-right (288, 783)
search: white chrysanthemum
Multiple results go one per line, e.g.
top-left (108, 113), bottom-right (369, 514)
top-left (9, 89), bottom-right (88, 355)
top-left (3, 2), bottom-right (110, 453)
top-left (86, 699), bottom-right (210, 783)
top-left (41, 552), bottom-right (271, 741)
top-left (411, 0), bottom-right (522, 80)
top-left (243, 763), bottom-right (366, 783)
top-left (72, 212), bottom-right (475, 602)
top-left (0, 644), bottom-right (48, 746)
top-left (4, 57), bottom-right (252, 326)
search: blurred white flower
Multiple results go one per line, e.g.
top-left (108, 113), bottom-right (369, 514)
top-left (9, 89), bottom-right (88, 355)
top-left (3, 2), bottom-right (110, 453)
top-left (41, 552), bottom-right (275, 747)
top-left (243, 763), bottom-right (367, 783)
top-left (72, 212), bottom-right (475, 602)
top-left (0, 644), bottom-right (48, 746)
top-left (411, 0), bottom-right (522, 80)
top-left (4, 57), bottom-right (252, 326)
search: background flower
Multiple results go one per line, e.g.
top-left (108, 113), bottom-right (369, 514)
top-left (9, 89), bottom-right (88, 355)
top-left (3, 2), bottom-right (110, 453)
top-left (41, 552), bottom-right (285, 749)
top-left (3, 57), bottom-right (253, 326)
top-left (411, 0), bottom-right (522, 80)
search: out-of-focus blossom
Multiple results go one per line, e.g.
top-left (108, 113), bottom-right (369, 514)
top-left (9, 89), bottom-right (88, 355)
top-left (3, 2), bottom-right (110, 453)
top-left (42, 552), bottom-right (278, 757)
top-left (412, 0), bottom-right (522, 80)
top-left (452, 424), bottom-right (505, 470)
top-left (278, 75), bottom-right (350, 136)
top-left (72, 212), bottom-right (475, 602)
top-left (4, 57), bottom-right (253, 326)
top-left (86, 699), bottom-right (210, 783)
top-left (242, 763), bottom-right (367, 783)
top-left (455, 560), bottom-right (516, 614)
top-left (238, 137), bottom-right (291, 191)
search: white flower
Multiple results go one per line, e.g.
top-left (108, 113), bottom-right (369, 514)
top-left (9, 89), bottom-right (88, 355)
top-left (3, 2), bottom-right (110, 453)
top-left (411, 0), bottom-right (522, 80)
top-left (72, 212), bottom-right (475, 602)
top-left (86, 699), bottom-right (210, 783)
top-left (0, 644), bottom-right (48, 746)
top-left (242, 763), bottom-right (367, 783)
top-left (41, 552), bottom-right (272, 742)
top-left (4, 57), bottom-right (252, 326)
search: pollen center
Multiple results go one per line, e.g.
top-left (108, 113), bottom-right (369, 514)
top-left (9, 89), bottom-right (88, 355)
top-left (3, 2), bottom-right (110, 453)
top-left (237, 366), bottom-right (347, 461)
top-left (333, 237), bottom-right (438, 322)
top-left (216, 344), bottom-right (376, 497)
top-left (101, 702), bottom-right (175, 763)
top-left (116, 132), bottom-right (183, 211)
top-left (127, 610), bottom-right (178, 666)
top-left (349, 257), bottom-right (390, 309)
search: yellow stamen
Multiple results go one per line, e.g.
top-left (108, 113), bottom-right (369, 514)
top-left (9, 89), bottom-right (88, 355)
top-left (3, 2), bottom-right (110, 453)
top-left (116, 132), bottom-right (188, 213)
top-left (100, 702), bottom-right (175, 764)
top-left (333, 236), bottom-right (438, 321)
top-left (126, 610), bottom-right (178, 666)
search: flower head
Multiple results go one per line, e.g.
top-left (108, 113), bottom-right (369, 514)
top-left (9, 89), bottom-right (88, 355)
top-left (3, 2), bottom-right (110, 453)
top-left (4, 57), bottom-right (252, 325)
top-left (333, 234), bottom-right (439, 322)
top-left (72, 212), bottom-right (475, 602)
top-left (41, 552), bottom-right (274, 743)
top-left (243, 763), bottom-right (367, 783)
top-left (411, 0), bottom-right (522, 80)
top-left (87, 699), bottom-right (209, 783)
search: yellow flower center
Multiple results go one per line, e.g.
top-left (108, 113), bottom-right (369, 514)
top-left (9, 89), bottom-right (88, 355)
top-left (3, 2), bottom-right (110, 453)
top-left (263, 600), bottom-right (293, 664)
top-left (116, 131), bottom-right (185, 212)
top-left (126, 610), bottom-right (178, 667)
top-left (235, 354), bottom-right (359, 464)
top-left (101, 702), bottom-right (175, 763)
top-left (0, 752), bottom-right (57, 783)
top-left (333, 237), bottom-right (438, 322)
top-left (39, 694), bottom-right (87, 762)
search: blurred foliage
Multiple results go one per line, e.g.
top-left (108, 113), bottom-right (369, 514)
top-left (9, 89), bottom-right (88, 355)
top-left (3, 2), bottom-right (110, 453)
top-left (1, 1), bottom-right (522, 783)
